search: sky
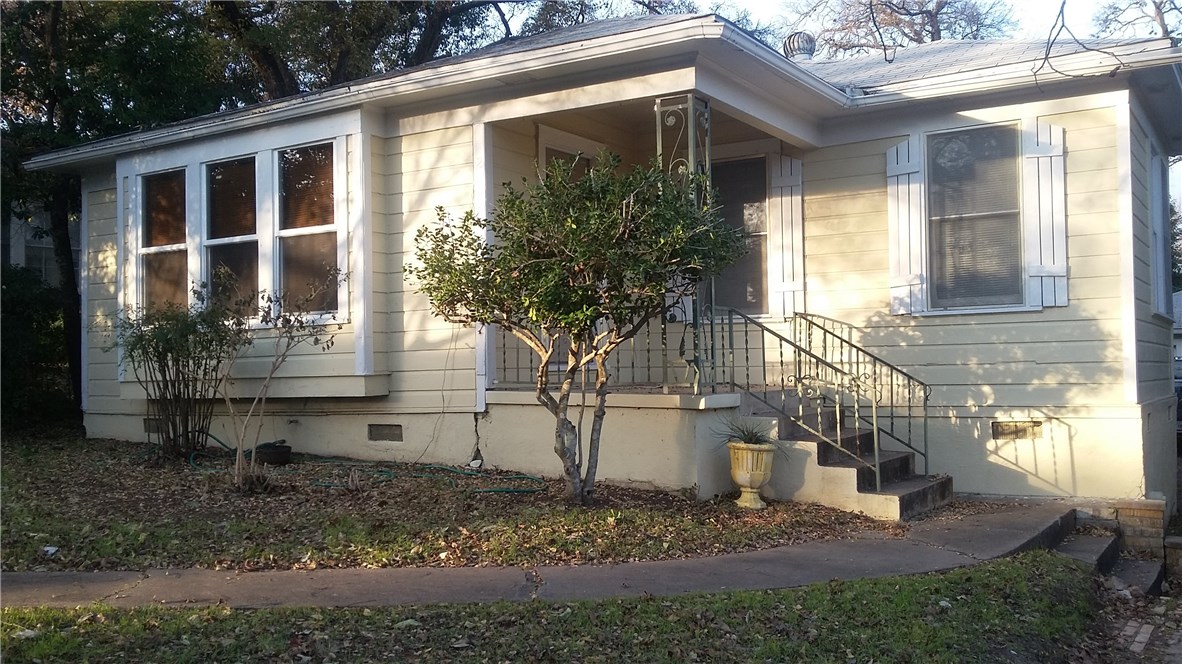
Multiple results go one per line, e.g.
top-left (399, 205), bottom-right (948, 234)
top-left (725, 0), bottom-right (1106, 39)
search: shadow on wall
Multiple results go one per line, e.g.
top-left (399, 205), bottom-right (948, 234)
top-left (855, 309), bottom-right (1137, 498)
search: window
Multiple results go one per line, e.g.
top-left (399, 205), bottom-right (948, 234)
top-left (887, 119), bottom-right (1067, 315)
top-left (279, 144), bottom-right (338, 311)
top-left (130, 136), bottom-right (345, 317)
top-left (206, 157), bottom-right (258, 308)
top-left (711, 157), bottom-right (768, 315)
top-left (141, 169), bottom-right (188, 311)
top-left (926, 125), bottom-right (1022, 308)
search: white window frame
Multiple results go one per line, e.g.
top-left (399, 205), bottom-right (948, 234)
top-left (888, 117), bottom-right (1067, 316)
top-left (537, 124), bottom-right (604, 167)
top-left (1149, 145), bottom-right (1172, 318)
top-left (118, 114), bottom-right (355, 324)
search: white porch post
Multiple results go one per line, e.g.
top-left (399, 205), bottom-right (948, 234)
top-left (472, 122), bottom-right (495, 411)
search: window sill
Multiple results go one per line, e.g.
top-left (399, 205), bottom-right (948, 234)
top-left (907, 305), bottom-right (1044, 317)
top-left (1152, 311), bottom-right (1175, 325)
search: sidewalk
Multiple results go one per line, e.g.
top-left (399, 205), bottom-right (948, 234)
top-left (2, 502), bottom-right (1074, 609)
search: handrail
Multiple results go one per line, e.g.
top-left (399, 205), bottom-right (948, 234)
top-left (790, 312), bottom-right (930, 469)
top-left (705, 306), bottom-right (882, 488)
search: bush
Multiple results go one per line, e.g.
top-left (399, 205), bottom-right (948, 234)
top-left (0, 264), bottom-right (75, 429)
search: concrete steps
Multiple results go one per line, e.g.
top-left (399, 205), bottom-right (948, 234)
top-left (743, 407), bottom-right (953, 522)
top-left (1052, 529), bottom-right (1166, 596)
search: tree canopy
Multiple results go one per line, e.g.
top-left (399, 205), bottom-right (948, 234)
top-left (411, 153), bottom-right (744, 502)
top-left (784, 0), bottom-right (1016, 57)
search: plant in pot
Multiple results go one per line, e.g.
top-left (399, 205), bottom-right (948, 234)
top-left (719, 418), bottom-right (778, 509)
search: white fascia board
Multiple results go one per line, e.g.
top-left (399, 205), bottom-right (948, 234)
top-left (850, 43), bottom-right (1182, 108)
top-left (695, 62), bottom-right (824, 148)
top-left (709, 23), bottom-right (847, 109)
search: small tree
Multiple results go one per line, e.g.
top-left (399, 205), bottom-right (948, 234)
top-left (111, 283), bottom-right (248, 459)
top-left (220, 276), bottom-right (342, 492)
top-left (411, 153), bottom-right (744, 504)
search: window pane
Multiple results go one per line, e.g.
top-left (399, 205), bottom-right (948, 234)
top-left (281, 232), bottom-right (337, 311)
top-left (143, 250), bottom-right (187, 311)
top-left (928, 125), bottom-right (1019, 218)
top-left (280, 143), bottom-right (334, 230)
top-left (927, 126), bottom-right (1022, 308)
top-left (711, 157), bottom-right (767, 315)
top-left (930, 213), bottom-right (1022, 308)
top-left (209, 242), bottom-right (258, 312)
top-left (713, 235), bottom-right (767, 314)
top-left (545, 148), bottom-right (592, 180)
top-left (208, 157), bottom-right (255, 239)
top-left (143, 170), bottom-right (186, 247)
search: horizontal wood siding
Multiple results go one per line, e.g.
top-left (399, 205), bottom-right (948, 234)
top-left (84, 174), bottom-right (131, 419)
top-left (382, 125), bottom-right (478, 411)
top-left (794, 106), bottom-right (1132, 409)
top-left (1128, 110), bottom-right (1173, 401)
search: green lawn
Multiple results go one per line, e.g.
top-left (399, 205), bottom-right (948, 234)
top-left (2, 550), bottom-right (1095, 663)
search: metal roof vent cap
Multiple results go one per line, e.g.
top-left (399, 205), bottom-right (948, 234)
top-left (783, 31), bottom-right (816, 60)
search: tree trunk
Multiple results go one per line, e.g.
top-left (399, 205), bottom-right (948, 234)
top-left (47, 175), bottom-right (83, 422)
top-left (581, 351), bottom-right (611, 501)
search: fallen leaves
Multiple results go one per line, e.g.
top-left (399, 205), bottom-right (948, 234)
top-left (3, 433), bottom-right (905, 573)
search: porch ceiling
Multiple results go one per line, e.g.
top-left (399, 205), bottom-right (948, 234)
top-left (527, 99), bottom-right (787, 158)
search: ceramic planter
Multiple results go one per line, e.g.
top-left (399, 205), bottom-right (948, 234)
top-left (727, 441), bottom-right (775, 509)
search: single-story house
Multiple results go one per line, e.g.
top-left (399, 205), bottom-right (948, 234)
top-left (28, 14), bottom-right (1182, 522)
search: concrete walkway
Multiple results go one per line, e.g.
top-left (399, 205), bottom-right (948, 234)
top-left (1, 502), bottom-right (1074, 609)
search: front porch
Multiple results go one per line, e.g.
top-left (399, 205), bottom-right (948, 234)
top-left (489, 309), bottom-right (950, 521)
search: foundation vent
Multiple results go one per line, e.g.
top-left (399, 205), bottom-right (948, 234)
top-left (368, 424), bottom-right (404, 442)
top-left (991, 420), bottom-right (1043, 441)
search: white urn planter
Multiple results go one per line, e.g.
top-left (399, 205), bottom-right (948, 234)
top-left (727, 441), bottom-right (776, 509)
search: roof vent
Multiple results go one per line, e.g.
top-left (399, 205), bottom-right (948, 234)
top-left (783, 31), bottom-right (817, 60)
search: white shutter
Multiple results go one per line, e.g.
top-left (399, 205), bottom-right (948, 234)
top-left (1022, 119), bottom-right (1068, 307)
top-left (769, 155), bottom-right (804, 319)
top-left (886, 136), bottom-right (926, 314)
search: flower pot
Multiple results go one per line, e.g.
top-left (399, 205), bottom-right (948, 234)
top-left (727, 441), bottom-right (775, 509)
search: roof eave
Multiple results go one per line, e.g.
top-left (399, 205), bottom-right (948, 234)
top-left (26, 16), bottom-right (735, 172)
top-left (846, 41), bottom-right (1182, 107)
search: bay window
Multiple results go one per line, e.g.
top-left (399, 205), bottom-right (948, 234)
top-left (129, 135), bottom-right (346, 318)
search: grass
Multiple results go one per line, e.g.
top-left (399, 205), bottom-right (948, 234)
top-left (0, 550), bottom-right (1097, 663)
top-left (1, 431), bottom-right (903, 572)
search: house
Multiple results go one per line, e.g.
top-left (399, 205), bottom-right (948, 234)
top-left (27, 14), bottom-right (1182, 523)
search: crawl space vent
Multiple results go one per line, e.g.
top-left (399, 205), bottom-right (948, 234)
top-left (368, 424), bottom-right (404, 442)
top-left (991, 420), bottom-right (1043, 441)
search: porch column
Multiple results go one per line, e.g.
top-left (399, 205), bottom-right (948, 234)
top-left (655, 95), bottom-right (712, 394)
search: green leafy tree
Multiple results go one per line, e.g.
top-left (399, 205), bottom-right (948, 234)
top-left (2, 1), bottom-right (250, 421)
top-left (411, 153), bottom-right (744, 503)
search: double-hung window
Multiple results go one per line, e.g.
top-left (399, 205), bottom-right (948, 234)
top-left (130, 135), bottom-right (346, 317)
top-left (888, 118), bottom-right (1067, 315)
top-left (141, 169), bottom-right (188, 310)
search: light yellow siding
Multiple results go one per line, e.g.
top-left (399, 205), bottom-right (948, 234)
top-left (381, 125), bottom-right (479, 412)
top-left (790, 105), bottom-right (1162, 500)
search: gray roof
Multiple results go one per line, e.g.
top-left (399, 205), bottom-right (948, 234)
top-left (795, 38), bottom-right (1155, 91)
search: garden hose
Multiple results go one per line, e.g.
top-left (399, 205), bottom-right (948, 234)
top-left (184, 443), bottom-right (546, 494)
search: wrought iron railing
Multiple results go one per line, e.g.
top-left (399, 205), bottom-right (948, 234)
top-left (789, 312), bottom-right (930, 470)
top-left (705, 307), bottom-right (882, 488)
top-left (493, 317), bottom-right (706, 392)
top-left (491, 308), bottom-right (931, 486)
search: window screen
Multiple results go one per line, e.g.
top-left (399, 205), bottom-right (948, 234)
top-left (710, 157), bottom-right (767, 315)
top-left (927, 125), bottom-right (1022, 309)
